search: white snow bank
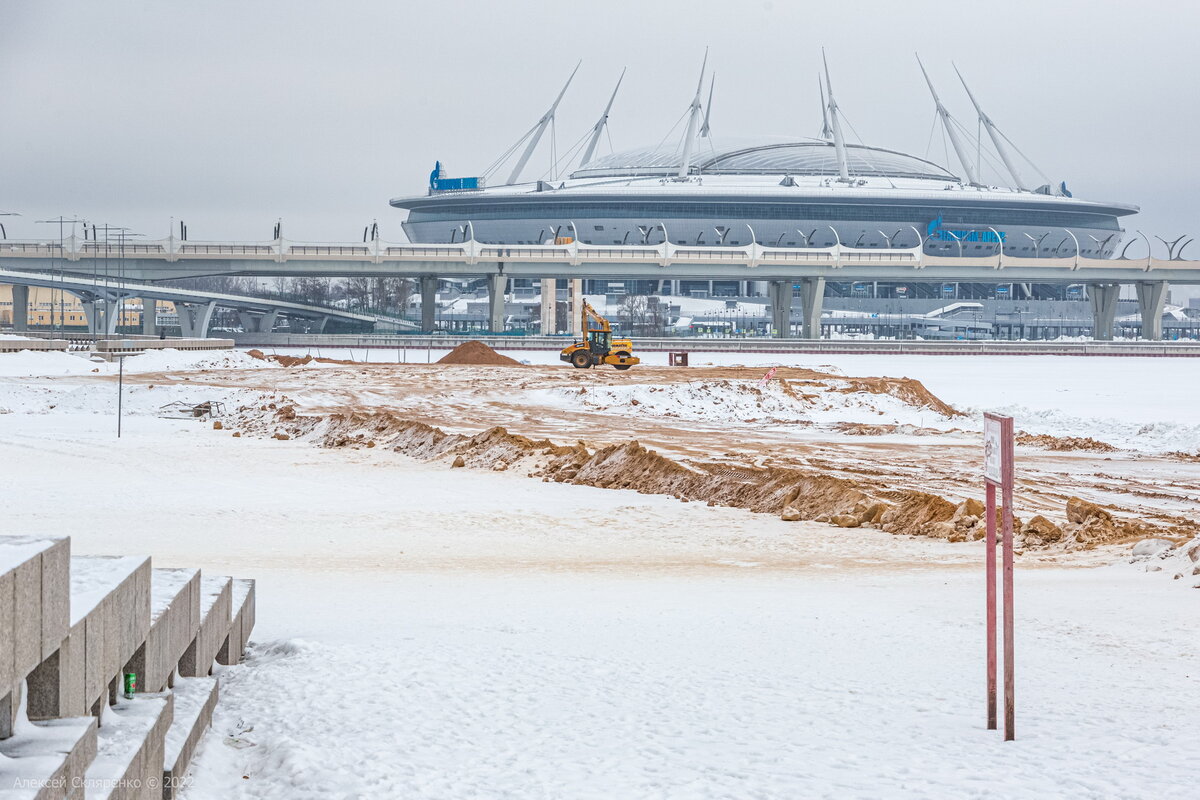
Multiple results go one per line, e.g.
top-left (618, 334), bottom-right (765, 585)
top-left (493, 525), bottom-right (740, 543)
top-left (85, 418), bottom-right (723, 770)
top-left (0, 381), bottom-right (271, 418)
top-left (1127, 536), bottom-right (1200, 587)
top-left (0, 347), bottom-right (275, 377)
top-left (0, 350), bottom-right (104, 377)
top-left (530, 379), bottom-right (955, 428)
top-left (121, 348), bottom-right (279, 373)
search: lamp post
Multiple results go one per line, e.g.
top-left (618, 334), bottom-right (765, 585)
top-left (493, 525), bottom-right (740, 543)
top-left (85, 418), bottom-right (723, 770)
top-left (36, 216), bottom-right (86, 332)
top-left (0, 211), bottom-right (18, 241)
top-left (1062, 229), bottom-right (1081, 268)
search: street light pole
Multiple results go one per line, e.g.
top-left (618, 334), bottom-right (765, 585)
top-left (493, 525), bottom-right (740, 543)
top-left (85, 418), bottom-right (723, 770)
top-left (36, 216), bottom-right (85, 333)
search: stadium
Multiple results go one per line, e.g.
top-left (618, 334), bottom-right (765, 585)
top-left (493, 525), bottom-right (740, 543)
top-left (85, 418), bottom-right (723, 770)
top-left (391, 57), bottom-right (1139, 300)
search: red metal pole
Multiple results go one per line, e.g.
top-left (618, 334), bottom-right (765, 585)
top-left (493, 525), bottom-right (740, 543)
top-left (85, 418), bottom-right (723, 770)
top-left (985, 480), bottom-right (997, 731)
top-left (1002, 416), bottom-right (1016, 741)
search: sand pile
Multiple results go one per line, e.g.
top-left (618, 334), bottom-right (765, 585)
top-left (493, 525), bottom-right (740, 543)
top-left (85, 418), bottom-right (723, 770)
top-left (245, 349), bottom-right (357, 367)
top-left (436, 341), bottom-right (522, 366)
top-left (1016, 433), bottom-right (1116, 452)
top-left (228, 402), bottom-right (1191, 551)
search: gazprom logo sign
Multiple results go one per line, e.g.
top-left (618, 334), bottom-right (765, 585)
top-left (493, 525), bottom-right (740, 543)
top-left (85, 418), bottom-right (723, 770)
top-left (926, 215), bottom-right (1006, 243)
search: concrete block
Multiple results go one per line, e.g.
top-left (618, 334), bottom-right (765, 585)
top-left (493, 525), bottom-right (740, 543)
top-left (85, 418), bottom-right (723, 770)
top-left (0, 569), bottom-right (14, 705)
top-left (133, 569), bottom-right (199, 694)
top-left (27, 620), bottom-right (88, 720)
top-left (218, 579), bottom-right (256, 665)
top-left (0, 714), bottom-right (97, 800)
top-left (180, 577), bottom-right (230, 678)
top-left (13, 553), bottom-right (43, 684)
top-left (0, 688), bottom-right (13, 741)
top-left (83, 601), bottom-right (107, 713)
top-left (162, 677), bottom-right (217, 799)
top-left (39, 537), bottom-right (70, 661)
top-left (82, 693), bottom-right (172, 800)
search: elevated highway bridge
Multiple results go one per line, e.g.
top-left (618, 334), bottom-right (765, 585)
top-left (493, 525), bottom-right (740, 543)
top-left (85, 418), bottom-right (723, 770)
top-left (4, 236), bottom-right (1198, 339)
top-left (0, 265), bottom-right (414, 337)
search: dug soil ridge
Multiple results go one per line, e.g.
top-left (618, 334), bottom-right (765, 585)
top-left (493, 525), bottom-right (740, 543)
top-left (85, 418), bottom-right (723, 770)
top-left (228, 402), bottom-right (1191, 552)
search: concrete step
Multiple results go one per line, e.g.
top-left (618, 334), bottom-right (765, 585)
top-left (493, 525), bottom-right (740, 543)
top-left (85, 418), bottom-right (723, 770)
top-left (0, 536), bottom-right (70, 739)
top-left (0, 714), bottom-right (96, 800)
top-left (28, 557), bottom-right (150, 721)
top-left (178, 579), bottom-right (229, 679)
top-left (160, 678), bottom-right (217, 800)
top-left (83, 694), bottom-right (172, 800)
top-left (217, 580), bottom-right (255, 666)
top-left (124, 570), bottom-right (199, 696)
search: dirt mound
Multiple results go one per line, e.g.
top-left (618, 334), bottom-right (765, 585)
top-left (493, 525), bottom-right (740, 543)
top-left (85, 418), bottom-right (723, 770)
top-left (1016, 433), bottom-right (1117, 452)
top-left (835, 376), bottom-right (963, 418)
top-left (246, 350), bottom-right (358, 367)
top-left (227, 402), bottom-right (1188, 551)
top-left (436, 341), bottom-right (522, 366)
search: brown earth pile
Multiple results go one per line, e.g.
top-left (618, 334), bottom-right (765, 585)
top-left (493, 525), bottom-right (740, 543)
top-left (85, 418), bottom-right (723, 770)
top-left (245, 349), bottom-right (357, 367)
top-left (1016, 433), bottom-right (1117, 452)
top-left (835, 376), bottom-right (963, 418)
top-left (436, 341), bottom-right (522, 366)
top-left (230, 403), bottom-right (1176, 550)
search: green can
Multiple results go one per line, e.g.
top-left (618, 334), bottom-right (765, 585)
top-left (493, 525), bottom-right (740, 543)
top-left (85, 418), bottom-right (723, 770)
top-left (123, 672), bottom-right (137, 698)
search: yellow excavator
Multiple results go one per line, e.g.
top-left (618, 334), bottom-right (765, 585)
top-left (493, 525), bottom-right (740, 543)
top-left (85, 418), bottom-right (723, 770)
top-left (559, 301), bottom-right (640, 370)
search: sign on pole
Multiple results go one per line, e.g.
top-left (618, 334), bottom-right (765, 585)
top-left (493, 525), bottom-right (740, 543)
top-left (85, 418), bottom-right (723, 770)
top-left (982, 412), bottom-right (1015, 741)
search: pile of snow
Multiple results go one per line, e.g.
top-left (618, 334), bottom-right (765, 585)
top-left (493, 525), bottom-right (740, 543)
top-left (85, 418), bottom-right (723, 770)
top-left (0, 350), bottom-right (105, 377)
top-left (534, 379), bottom-right (954, 428)
top-left (1128, 537), bottom-right (1200, 586)
top-left (122, 348), bottom-right (280, 373)
top-left (0, 347), bottom-right (276, 377)
top-left (0, 333), bottom-right (34, 340)
top-left (0, 381), bottom-right (267, 417)
top-left (991, 405), bottom-right (1200, 454)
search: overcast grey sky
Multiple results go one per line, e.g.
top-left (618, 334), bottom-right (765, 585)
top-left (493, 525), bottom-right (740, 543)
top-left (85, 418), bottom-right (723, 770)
top-left (1, 0), bottom-right (1196, 248)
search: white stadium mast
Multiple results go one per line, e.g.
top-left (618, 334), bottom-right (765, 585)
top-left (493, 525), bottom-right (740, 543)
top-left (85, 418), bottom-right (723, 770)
top-left (507, 61), bottom-right (581, 185)
top-left (821, 50), bottom-right (851, 183)
top-left (700, 73), bottom-right (715, 138)
top-left (580, 68), bottom-right (626, 168)
top-left (818, 75), bottom-right (833, 141)
top-left (916, 53), bottom-right (979, 186)
top-left (677, 49), bottom-right (708, 179)
top-left (954, 64), bottom-right (1028, 191)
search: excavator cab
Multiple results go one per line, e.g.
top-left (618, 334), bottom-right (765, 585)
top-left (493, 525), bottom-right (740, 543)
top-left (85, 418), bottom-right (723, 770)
top-left (559, 301), bottom-right (640, 370)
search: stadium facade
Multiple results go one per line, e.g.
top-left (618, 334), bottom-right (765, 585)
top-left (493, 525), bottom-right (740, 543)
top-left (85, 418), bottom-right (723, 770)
top-left (390, 57), bottom-right (1138, 299)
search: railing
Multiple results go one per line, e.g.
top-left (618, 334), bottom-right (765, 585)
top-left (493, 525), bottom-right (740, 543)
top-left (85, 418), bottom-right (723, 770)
top-left (179, 244), bottom-right (276, 255)
top-left (1, 236), bottom-right (1197, 276)
top-left (289, 246), bottom-right (371, 256)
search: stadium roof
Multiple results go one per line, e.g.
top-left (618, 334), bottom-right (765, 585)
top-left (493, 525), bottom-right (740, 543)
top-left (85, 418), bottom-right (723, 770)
top-left (571, 137), bottom-right (959, 182)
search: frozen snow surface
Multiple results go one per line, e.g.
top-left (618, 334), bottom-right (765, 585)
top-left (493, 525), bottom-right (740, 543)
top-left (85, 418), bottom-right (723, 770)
top-left (534, 378), bottom-right (951, 428)
top-left (0, 348), bottom-right (272, 378)
top-left (2, 347), bottom-right (1199, 797)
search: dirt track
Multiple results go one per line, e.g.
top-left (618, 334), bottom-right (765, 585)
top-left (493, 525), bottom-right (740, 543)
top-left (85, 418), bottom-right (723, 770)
top-left (126, 361), bottom-right (1200, 545)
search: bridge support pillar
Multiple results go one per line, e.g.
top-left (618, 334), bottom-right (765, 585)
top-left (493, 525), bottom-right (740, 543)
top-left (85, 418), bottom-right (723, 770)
top-left (237, 309), bottom-right (278, 333)
top-left (419, 276), bottom-right (437, 332)
top-left (1088, 283), bottom-right (1120, 341)
top-left (767, 281), bottom-right (792, 338)
top-left (798, 277), bottom-right (825, 339)
top-left (487, 274), bottom-right (507, 333)
top-left (175, 300), bottom-right (216, 338)
top-left (540, 278), bottom-right (556, 334)
top-left (570, 279), bottom-right (584, 338)
top-left (11, 285), bottom-right (29, 332)
top-left (141, 298), bottom-right (157, 335)
top-left (313, 315), bottom-right (328, 334)
top-left (1135, 281), bottom-right (1167, 340)
top-left (83, 299), bottom-right (120, 335)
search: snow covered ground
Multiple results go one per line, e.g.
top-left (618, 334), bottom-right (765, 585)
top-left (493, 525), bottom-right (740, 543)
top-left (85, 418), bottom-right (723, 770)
top-left (258, 345), bottom-right (1200, 453)
top-left (1, 396), bottom-right (1197, 798)
top-left (2, 348), bottom-right (1198, 797)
